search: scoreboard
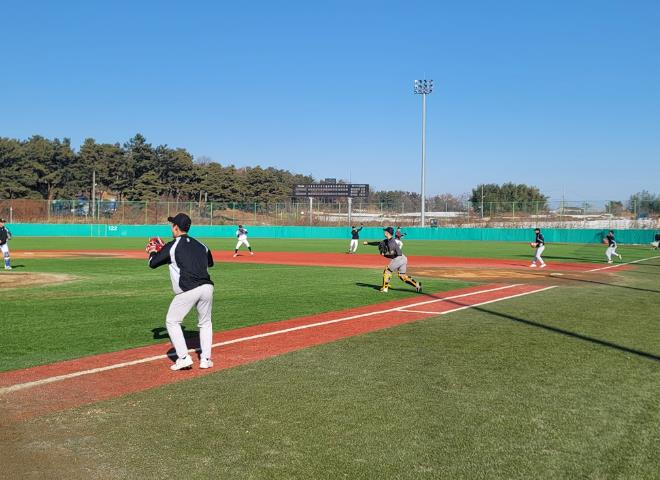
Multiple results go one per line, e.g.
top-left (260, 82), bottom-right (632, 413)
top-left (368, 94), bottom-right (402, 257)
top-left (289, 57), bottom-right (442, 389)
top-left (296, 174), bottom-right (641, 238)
top-left (293, 184), bottom-right (369, 198)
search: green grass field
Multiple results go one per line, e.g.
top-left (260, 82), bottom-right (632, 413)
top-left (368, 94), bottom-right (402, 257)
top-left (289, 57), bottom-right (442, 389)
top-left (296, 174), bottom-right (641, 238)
top-left (1, 238), bottom-right (659, 478)
top-left (10, 235), bottom-right (660, 263)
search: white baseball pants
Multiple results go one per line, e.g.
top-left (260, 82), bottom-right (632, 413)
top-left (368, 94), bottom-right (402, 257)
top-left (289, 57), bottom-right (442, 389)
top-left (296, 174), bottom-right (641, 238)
top-left (349, 239), bottom-right (358, 252)
top-left (235, 238), bottom-right (250, 250)
top-left (166, 284), bottom-right (214, 361)
top-left (606, 245), bottom-right (619, 261)
top-left (533, 245), bottom-right (545, 264)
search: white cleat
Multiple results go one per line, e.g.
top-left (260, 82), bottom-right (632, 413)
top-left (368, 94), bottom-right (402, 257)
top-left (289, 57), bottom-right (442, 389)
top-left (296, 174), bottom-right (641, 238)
top-left (380, 287), bottom-right (389, 293)
top-left (607, 260), bottom-right (613, 264)
top-left (540, 264), bottom-right (546, 268)
top-left (529, 264), bottom-right (537, 268)
top-left (170, 355), bottom-right (193, 371)
top-left (4, 266), bottom-right (11, 270)
top-left (199, 358), bottom-right (214, 369)
top-left (250, 252), bottom-right (254, 255)
top-left (233, 253), bottom-right (238, 258)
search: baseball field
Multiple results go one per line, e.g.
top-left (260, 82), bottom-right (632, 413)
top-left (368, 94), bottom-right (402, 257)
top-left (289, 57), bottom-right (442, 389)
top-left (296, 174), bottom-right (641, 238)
top-left (1, 237), bottom-right (659, 479)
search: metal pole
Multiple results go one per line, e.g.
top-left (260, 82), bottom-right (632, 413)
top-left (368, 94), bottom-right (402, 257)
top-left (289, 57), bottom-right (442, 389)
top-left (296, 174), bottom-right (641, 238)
top-left (92, 170), bottom-right (96, 223)
top-left (348, 197), bottom-right (352, 227)
top-left (309, 197), bottom-right (313, 225)
top-left (481, 185), bottom-right (484, 219)
top-left (421, 92), bottom-right (427, 227)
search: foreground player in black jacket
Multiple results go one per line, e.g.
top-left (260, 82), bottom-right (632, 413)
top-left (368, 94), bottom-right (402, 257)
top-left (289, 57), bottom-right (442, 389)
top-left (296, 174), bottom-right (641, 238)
top-left (148, 213), bottom-right (215, 371)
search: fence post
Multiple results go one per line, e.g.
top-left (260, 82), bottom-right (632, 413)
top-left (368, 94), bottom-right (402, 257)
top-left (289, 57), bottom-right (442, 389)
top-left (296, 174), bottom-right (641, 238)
top-left (144, 201), bottom-right (148, 224)
top-left (254, 202), bottom-right (257, 224)
top-left (210, 202), bottom-right (213, 226)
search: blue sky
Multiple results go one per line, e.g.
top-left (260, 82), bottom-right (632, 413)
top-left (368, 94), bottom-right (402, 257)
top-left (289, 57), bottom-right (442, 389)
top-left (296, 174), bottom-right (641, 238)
top-left (1, 0), bottom-right (658, 202)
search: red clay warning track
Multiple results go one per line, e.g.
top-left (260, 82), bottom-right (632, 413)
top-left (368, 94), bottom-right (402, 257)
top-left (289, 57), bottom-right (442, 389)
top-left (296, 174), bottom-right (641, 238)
top-left (0, 283), bottom-right (553, 425)
top-left (14, 249), bottom-right (610, 272)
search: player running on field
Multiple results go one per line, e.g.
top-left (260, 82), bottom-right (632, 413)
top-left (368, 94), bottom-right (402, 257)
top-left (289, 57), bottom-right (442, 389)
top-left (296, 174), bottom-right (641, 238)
top-left (147, 213), bottom-right (215, 371)
top-left (364, 226), bottom-right (422, 293)
top-left (348, 224), bottom-right (363, 253)
top-left (394, 226), bottom-right (406, 250)
top-left (530, 228), bottom-right (546, 268)
top-left (233, 224), bottom-right (253, 257)
top-left (0, 218), bottom-right (12, 270)
top-left (605, 230), bottom-right (622, 264)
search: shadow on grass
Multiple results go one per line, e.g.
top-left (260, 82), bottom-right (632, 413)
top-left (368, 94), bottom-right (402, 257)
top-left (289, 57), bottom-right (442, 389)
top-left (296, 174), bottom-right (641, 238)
top-left (443, 298), bottom-right (660, 363)
top-left (152, 326), bottom-right (201, 361)
top-left (355, 282), bottom-right (423, 294)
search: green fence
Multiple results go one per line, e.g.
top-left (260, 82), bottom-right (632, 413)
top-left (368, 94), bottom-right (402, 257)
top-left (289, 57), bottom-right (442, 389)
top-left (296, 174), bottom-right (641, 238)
top-left (7, 224), bottom-right (658, 244)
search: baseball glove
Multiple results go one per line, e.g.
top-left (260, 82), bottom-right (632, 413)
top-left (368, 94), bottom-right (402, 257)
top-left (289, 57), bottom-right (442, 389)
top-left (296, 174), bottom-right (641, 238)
top-left (146, 236), bottom-right (165, 254)
top-left (530, 242), bottom-right (538, 248)
top-left (379, 240), bottom-right (397, 258)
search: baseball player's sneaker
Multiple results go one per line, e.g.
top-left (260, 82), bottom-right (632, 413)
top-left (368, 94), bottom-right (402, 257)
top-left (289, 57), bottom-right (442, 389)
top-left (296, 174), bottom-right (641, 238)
top-left (199, 358), bottom-right (214, 369)
top-left (380, 287), bottom-right (389, 292)
top-left (529, 263), bottom-right (537, 268)
top-left (416, 282), bottom-right (422, 293)
top-left (233, 253), bottom-right (238, 258)
top-left (170, 355), bottom-right (193, 371)
top-left (250, 252), bottom-right (254, 255)
top-left (4, 266), bottom-right (11, 270)
top-left (540, 264), bottom-right (546, 268)
top-left (607, 260), bottom-right (613, 264)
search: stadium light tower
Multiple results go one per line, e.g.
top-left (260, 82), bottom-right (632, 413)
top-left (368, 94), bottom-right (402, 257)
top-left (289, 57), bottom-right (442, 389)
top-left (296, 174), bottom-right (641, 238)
top-left (414, 79), bottom-right (433, 227)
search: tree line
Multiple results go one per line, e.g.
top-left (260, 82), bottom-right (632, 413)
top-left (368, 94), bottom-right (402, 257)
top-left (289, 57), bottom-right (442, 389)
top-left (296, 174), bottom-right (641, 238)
top-left (1, 135), bottom-right (655, 214)
top-left (0, 134), bottom-right (313, 204)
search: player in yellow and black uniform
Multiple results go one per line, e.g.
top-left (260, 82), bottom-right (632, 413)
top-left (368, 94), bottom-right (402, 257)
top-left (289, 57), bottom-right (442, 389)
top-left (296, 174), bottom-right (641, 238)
top-left (364, 227), bottom-right (422, 293)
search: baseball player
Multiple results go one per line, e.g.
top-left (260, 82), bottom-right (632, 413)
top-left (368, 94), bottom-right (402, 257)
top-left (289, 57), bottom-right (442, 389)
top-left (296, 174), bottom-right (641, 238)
top-left (394, 226), bottom-right (406, 250)
top-left (348, 224), bottom-right (363, 253)
top-left (233, 224), bottom-right (253, 257)
top-left (530, 228), bottom-right (546, 268)
top-left (605, 230), bottom-right (622, 264)
top-left (364, 227), bottom-right (422, 293)
top-left (0, 218), bottom-right (12, 270)
top-left (147, 213), bottom-right (215, 371)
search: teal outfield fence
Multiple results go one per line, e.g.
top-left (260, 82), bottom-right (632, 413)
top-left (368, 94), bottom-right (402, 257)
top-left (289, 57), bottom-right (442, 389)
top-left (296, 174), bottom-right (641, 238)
top-left (7, 224), bottom-right (658, 244)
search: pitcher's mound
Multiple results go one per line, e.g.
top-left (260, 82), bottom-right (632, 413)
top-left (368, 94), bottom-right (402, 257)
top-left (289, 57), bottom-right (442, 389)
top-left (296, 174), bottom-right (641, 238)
top-left (0, 272), bottom-right (76, 289)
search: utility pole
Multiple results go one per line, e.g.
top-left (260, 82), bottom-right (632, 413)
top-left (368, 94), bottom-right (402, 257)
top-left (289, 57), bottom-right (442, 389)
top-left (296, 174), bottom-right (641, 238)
top-left (92, 170), bottom-right (96, 220)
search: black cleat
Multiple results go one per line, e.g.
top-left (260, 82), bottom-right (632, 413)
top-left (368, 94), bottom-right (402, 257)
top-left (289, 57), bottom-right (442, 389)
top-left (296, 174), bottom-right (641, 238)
top-left (416, 282), bottom-right (422, 293)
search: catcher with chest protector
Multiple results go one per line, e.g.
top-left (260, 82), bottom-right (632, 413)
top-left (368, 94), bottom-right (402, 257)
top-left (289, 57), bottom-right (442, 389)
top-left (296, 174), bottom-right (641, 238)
top-left (363, 227), bottom-right (422, 293)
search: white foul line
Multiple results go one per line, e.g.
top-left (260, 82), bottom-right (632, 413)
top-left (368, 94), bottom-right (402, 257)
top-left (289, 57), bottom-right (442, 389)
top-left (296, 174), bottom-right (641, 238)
top-left (0, 283), bottom-right (550, 396)
top-left (397, 286), bottom-right (557, 315)
top-left (585, 255), bottom-right (660, 272)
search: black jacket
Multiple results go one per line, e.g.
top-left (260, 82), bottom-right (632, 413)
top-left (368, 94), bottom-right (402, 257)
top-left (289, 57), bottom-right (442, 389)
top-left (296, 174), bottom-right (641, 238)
top-left (149, 234), bottom-right (214, 294)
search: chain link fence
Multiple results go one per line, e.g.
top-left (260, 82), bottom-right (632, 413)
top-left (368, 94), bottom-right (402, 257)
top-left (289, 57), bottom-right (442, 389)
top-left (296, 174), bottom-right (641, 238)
top-left (0, 198), bottom-right (657, 229)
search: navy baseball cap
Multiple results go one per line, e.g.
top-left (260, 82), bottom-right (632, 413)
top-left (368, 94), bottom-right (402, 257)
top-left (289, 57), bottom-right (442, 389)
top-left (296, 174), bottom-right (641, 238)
top-left (167, 213), bottom-right (191, 232)
top-left (383, 227), bottom-right (394, 235)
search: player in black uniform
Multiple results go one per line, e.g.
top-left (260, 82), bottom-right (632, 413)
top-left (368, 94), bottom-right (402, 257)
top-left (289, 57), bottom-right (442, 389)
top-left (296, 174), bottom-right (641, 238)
top-left (348, 224), bottom-right (363, 253)
top-left (605, 230), bottom-right (622, 263)
top-left (0, 218), bottom-right (12, 270)
top-left (530, 228), bottom-right (546, 268)
top-left (147, 213), bottom-right (215, 371)
top-left (394, 226), bottom-right (406, 249)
